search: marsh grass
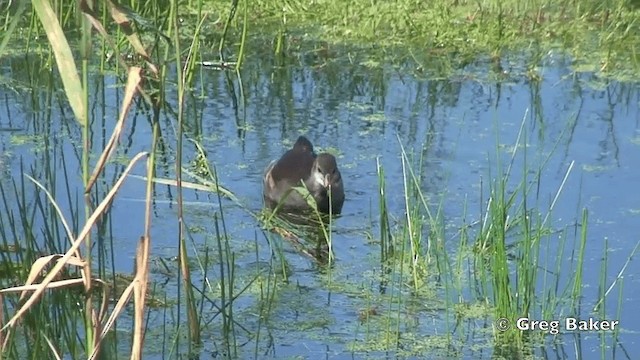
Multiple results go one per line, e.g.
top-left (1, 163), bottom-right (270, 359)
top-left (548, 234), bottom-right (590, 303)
top-left (199, 0), bottom-right (640, 80)
top-left (0, 0), bottom-right (231, 358)
top-left (0, 0), bottom-right (636, 358)
top-left (348, 112), bottom-right (629, 358)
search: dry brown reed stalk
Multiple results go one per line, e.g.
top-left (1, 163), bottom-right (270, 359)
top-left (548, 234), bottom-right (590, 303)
top-left (44, 335), bottom-right (63, 360)
top-left (130, 171), bottom-right (239, 203)
top-left (0, 151), bottom-right (148, 334)
top-left (86, 67), bottom-right (143, 192)
top-left (0, 0), bottom-right (161, 357)
top-left (79, 0), bottom-right (157, 107)
top-left (131, 236), bottom-right (150, 360)
top-left (80, 0), bottom-right (159, 75)
top-left (0, 68), bottom-right (150, 358)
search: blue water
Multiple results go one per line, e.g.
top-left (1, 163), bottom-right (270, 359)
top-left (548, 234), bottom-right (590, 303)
top-left (0, 49), bottom-right (638, 358)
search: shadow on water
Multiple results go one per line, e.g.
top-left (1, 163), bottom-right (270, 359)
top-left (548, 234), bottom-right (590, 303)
top-left (0, 40), bottom-right (639, 358)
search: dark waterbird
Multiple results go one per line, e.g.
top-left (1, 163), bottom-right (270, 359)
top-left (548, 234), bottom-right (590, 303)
top-left (263, 136), bottom-right (345, 215)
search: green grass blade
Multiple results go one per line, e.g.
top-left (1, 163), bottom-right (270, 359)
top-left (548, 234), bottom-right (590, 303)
top-left (32, 0), bottom-right (86, 127)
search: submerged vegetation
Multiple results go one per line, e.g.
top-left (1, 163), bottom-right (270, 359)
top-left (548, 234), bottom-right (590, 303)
top-left (0, 0), bottom-right (637, 358)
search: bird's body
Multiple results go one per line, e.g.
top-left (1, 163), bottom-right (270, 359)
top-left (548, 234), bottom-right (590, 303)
top-left (263, 136), bottom-right (344, 214)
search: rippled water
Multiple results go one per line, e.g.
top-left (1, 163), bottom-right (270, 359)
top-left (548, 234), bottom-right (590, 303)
top-left (0, 49), bottom-right (638, 358)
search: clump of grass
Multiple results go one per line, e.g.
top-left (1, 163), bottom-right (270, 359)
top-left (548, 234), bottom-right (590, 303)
top-left (0, 72), bottom-right (151, 359)
top-left (465, 113), bottom-right (576, 353)
top-left (356, 110), bottom-right (629, 358)
top-left (0, 0), bottom-right (239, 357)
top-left (252, 0), bottom-right (640, 81)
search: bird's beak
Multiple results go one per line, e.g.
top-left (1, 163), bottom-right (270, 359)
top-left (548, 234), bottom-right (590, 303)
top-left (323, 174), bottom-right (331, 188)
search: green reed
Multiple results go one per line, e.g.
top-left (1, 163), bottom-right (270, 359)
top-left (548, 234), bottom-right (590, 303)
top-left (204, 0), bottom-right (640, 81)
top-left (0, 0), bottom-right (233, 357)
top-left (172, 0), bottom-right (198, 349)
top-left (376, 158), bottom-right (392, 265)
top-left (0, 161), bottom-right (75, 358)
top-left (0, 0), bottom-right (636, 358)
top-left (358, 108), bottom-right (630, 357)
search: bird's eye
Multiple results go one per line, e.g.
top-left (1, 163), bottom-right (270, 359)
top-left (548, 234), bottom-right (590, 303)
top-left (318, 168), bottom-right (323, 175)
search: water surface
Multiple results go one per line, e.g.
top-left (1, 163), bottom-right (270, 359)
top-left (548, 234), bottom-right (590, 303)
top-left (0, 49), bottom-right (638, 358)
